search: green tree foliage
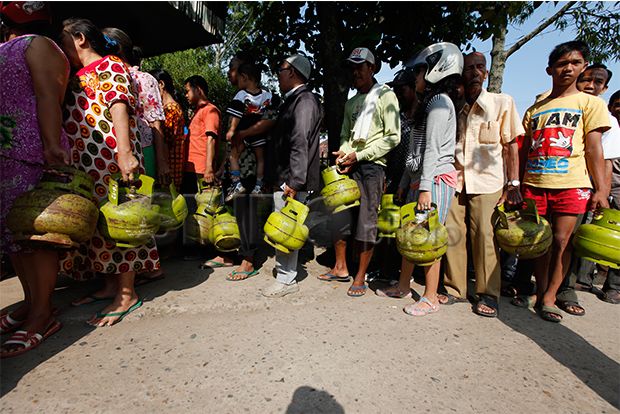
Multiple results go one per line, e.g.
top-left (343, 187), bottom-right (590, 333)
top-left (142, 47), bottom-right (234, 113)
top-left (558, 1), bottom-right (620, 63)
top-left (209, 2), bottom-right (260, 71)
top-left (241, 2), bottom-right (479, 152)
top-left (474, 1), bottom-right (619, 92)
top-left (141, 3), bottom-right (261, 113)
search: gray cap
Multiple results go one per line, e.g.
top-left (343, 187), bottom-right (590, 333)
top-left (284, 54), bottom-right (311, 80)
top-left (347, 47), bottom-right (375, 64)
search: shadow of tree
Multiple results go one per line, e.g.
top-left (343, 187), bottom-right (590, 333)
top-left (286, 386), bottom-right (345, 414)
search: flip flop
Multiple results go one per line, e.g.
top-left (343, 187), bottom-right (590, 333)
top-left (403, 296), bottom-right (439, 316)
top-left (318, 272), bottom-right (351, 282)
top-left (200, 259), bottom-right (235, 269)
top-left (0, 319), bottom-right (62, 359)
top-left (511, 294), bottom-right (536, 309)
top-left (93, 299), bottom-right (143, 326)
top-left (474, 295), bottom-right (498, 318)
top-left (556, 300), bottom-right (585, 316)
top-left (375, 287), bottom-right (412, 299)
top-left (226, 269), bottom-right (259, 281)
top-left (71, 294), bottom-right (115, 307)
top-left (438, 293), bottom-right (468, 305)
top-left (602, 289), bottom-right (620, 304)
top-left (347, 284), bottom-right (367, 297)
top-left (539, 304), bottom-right (563, 323)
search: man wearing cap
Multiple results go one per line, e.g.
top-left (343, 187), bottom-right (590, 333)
top-left (320, 47), bottom-right (400, 297)
top-left (442, 51), bottom-right (524, 317)
top-left (261, 55), bottom-right (322, 297)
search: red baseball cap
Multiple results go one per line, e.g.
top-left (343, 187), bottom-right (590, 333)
top-left (0, 1), bottom-right (51, 25)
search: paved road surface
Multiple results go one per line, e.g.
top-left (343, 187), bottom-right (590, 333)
top-left (1, 249), bottom-right (619, 413)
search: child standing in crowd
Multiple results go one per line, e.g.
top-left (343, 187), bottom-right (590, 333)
top-left (182, 75), bottom-right (220, 192)
top-left (515, 41), bottom-right (610, 323)
top-left (225, 62), bottom-right (274, 200)
top-left (376, 43), bottom-right (463, 316)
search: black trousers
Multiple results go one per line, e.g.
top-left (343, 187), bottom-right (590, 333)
top-left (233, 176), bottom-right (264, 259)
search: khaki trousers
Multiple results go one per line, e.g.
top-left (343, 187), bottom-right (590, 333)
top-left (444, 189), bottom-right (502, 300)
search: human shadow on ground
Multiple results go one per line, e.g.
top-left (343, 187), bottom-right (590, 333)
top-left (286, 386), bottom-right (345, 414)
top-left (497, 296), bottom-right (620, 409)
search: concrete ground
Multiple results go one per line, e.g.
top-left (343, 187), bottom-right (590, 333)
top-left (0, 247), bottom-right (619, 413)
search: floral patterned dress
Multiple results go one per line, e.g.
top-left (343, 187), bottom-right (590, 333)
top-left (59, 55), bottom-right (159, 280)
top-left (128, 67), bottom-right (165, 150)
top-left (163, 101), bottom-right (186, 189)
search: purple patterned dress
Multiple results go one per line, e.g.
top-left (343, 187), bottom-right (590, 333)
top-left (0, 35), bottom-right (69, 254)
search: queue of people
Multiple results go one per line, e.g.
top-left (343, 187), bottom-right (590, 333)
top-left (1, 2), bottom-right (619, 359)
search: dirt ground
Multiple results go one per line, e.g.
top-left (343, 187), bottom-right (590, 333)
top-left (1, 247), bottom-right (619, 413)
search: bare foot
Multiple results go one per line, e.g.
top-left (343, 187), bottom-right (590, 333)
top-left (88, 295), bottom-right (141, 327)
top-left (231, 259), bottom-right (254, 275)
top-left (71, 287), bottom-right (117, 306)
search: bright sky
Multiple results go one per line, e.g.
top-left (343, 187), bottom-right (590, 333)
top-left (373, 2), bottom-right (619, 116)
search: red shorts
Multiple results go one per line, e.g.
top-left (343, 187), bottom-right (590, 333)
top-left (522, 185), bottom-right (591, 216)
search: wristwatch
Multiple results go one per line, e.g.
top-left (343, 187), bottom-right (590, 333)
top-left (506, 179), bottom-right (520, 188)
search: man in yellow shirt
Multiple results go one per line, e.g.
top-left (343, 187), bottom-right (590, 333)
top-left (442, 52), bottom-right (524, 318)
top-left (514, 41), bottom-right (610, 323)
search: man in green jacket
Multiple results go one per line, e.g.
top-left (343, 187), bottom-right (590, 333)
top-left (319, 47), bottom-right (401, 297)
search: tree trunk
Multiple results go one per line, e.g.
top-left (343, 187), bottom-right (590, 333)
top-left (488, 23), bottom-right (507, 93)
top-left (316, 2), bottom-right (349, 161)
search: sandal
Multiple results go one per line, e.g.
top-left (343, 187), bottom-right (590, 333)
top-left (71, 293), bottom-right (115, 307)
top-left (538, 304), bottom-right (563, 323)
top-left (602, 289), bottom-right (620, 304)
top-left (134, 270), bottom-right (165, 286)
top-left (318, 272), bottom-right (351, 282)
top-left (90, 299), bottom-right (143, 327)
top-left (375, 287), bottom-right (412, 299)
top-left (226, 269), bottom-right (259, 281)
top-left (347, 284), bottom-right (367, 297)
top-left (501, 285), bottom-right (518, 298)
top-left (474, 295), bottom-right (498, 318)
top-left (200, 259), bottom-right (235, 269)
top-left (556, 300), bottom-right (585, 316)
top-left (403, 297), bottom-right (439, 316)
top-left (438, 293), bottom-right (468, 305)
top-left (511, 295), bottom-right (536, 309)
top-left (0, 313), bottom-right (25, 335)
top-left (0, 319), bottom-right (62, 358)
